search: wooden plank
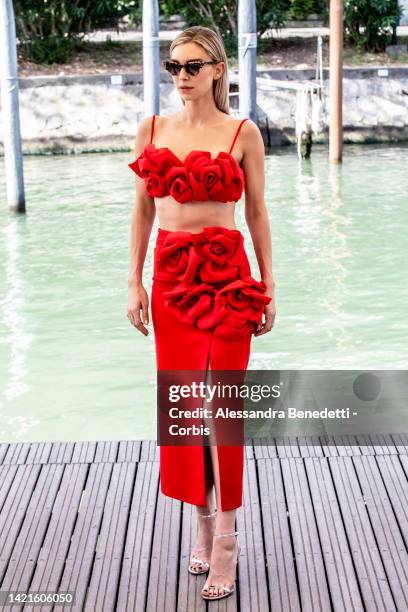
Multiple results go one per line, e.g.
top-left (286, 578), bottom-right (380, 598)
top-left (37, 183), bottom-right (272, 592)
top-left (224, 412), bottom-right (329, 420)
top-left (335, 435), bottom-right (361, 456)
top-left (94, 441), bottom-right (119, 463)
top-left (400, 455), bottom-right (408, 478)
top-left (257, 458), bottom-right (301, 611)
top-left (117, 440), bottom-right (142, 462)
top-left (84, 462), bottom-right (137, 611)
top-left (53, 462), bottom-right (114, 611)
top-left (22, 463), bottom-right (89, 611)
top-left (352, 455), bottom-right (408, 609)
top-left (0, 443), bottom-right (9, 464)
top-left (355, 435), bottom-right (375, 456)
top-left (237, 457), bottom-right (270, 611)
top-left (328, 456), bottom-right (396, 610)
top-left (375, 433), bottom-right (398, 454)
top-left (146, 494), bottom-right (181, 611)
top-left (305, 457), bottom-right (364, 611)
top-left (71, 441), bottom-right (98, 463)
top-left (0, 464), bottom-right (19, 512)
top-left (66, 440), bottom-right (117, 463)
top-left (321, 435), bottom-right (361, 457)
top-left (357, 434), bottom-right (398, 455)
top-left (244, 438), bottom-right (254, 460)
top-left (0, 464), bottom-right (41, 578)
top-left (1, 443), bottom-right (30, 464)
top-left (178, 504), bottom-right (207, 612)
top-left (1, 464), bottom-right (65, 612)
top-left (392, 434), bottom-right (408, 454)
top-left (24, 442), bottom-right (53, 464)
top-left (48, 441), bottom-right (76, 464)
top-left (1, 440), bottom-right (407, 611)
top-left (117, 461), bottom-right (160, 611)
top-left (280, 457), bottom-right (331, 611)
top-left (276, 436), bottom-right (301, 459)
top-left (140, 440), bottom-right (159, 462)
top-left (298, 436), bottom-right (324, 458)
top-left (376, 455), bottom-right (408, 548)
top-left (320, 435), bottom-right (339, 457)
top-left (258, 433), bottom-right (335, 458)
top-left (65, 440), bottom-right (118, 464)
top-left (253, 437), bottom-right (278, 459)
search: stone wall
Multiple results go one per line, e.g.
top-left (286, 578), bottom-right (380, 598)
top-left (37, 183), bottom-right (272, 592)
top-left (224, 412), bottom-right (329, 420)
top-left (256, 68), bottom-right (408, 146)
top-left (0, 68), bottom-right (407, 154)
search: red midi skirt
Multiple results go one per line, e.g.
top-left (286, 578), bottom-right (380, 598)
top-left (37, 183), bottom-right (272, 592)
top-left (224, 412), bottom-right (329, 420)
top-left (151, 226), bottom-right (270, 511)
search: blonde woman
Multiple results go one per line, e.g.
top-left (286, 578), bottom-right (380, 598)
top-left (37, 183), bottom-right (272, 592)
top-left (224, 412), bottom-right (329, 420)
top-left (128, 25), bottom-right (276, 601)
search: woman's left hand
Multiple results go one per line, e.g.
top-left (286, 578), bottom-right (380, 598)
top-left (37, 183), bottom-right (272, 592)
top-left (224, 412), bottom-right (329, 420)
top-left (254, 284), bottom-right (276, 337)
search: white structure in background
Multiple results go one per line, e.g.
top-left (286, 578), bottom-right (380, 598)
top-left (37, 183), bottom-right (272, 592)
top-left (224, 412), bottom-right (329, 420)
top-left (238, 0), bottom-right (257, 121)
top-left (295, 35), bottom-right (326, 158)
top-left (143, 0), bottom-right (160, 116)
top-left (233, 35), bottom-right (325, 159)
top-left (0, 0), bottom-right (25, 211)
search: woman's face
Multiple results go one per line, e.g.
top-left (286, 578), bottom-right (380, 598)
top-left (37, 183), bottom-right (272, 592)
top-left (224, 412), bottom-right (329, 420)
top-left (169, 42), bottom-right (224, 101)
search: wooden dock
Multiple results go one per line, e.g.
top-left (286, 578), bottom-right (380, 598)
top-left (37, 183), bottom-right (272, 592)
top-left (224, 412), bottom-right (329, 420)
top-left (0, 435), bottom-right (407, 611)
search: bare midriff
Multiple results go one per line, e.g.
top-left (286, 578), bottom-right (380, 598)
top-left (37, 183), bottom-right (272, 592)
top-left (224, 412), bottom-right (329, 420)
top-left (155, 195), bottom-right (238, 233)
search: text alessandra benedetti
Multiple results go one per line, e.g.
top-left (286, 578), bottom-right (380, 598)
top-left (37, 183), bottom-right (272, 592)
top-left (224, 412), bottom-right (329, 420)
top-left (168, 407), bottom-right (352, 419)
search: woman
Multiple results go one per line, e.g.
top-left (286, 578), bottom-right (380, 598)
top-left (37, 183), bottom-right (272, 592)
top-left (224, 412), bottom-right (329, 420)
top-left (127, 25), bottom-right (276, 601)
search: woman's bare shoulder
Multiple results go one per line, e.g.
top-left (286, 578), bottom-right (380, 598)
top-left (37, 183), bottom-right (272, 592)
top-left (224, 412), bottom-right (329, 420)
top-left (135, 115), bottom-right (154, 139)
top-left (133, 115), bottom-right (157, 152)
top-left (240, 117), bottom-right (260, 134)
top-left (239, 118), bottom-right (263, 147)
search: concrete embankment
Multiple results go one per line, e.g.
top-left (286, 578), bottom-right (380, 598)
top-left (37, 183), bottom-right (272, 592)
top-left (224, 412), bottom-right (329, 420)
top-left (0, 67), bottom-right (407, 154)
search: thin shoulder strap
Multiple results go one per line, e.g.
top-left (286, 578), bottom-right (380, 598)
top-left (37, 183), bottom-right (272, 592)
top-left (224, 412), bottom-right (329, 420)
top-left (228, 118), bottom-right (248, 154)
top-left (150, 114), bottom-right (156, 144)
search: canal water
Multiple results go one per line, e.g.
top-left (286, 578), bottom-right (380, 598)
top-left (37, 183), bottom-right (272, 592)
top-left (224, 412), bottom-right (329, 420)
top-left (0, 145), bottom-right (407, 442)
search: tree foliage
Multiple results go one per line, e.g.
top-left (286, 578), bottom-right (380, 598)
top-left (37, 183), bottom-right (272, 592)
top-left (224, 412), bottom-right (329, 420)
top-left (344, 0), bottom-right (402, 51)
top-left (288, 0), bottom-right (319, 20)
top-left (161, 0), bottom-right (291, 55)
top-left (13, 0), bottom-right (403, 65)
top-left (14, 0), bottom-right (140, 63)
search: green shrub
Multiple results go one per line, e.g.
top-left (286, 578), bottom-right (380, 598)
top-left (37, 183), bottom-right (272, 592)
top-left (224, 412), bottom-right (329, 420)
top-left (344, 0), bottom-right (402, 51)
top-left (161, 0), bottom-right (291, 56)
top-left (14, 0), bottom-right (140, 64)
top-left (288, 0), bottom-right (318, 20)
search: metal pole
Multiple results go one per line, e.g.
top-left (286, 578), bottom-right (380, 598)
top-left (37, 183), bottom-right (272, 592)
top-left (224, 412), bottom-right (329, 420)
top-left (0, 0), bottom-right (25, 212)
top-left (329, 0), bottom-right (343, 164)
top-left (238, 0), bottom-right (257, 121)
top-left (143, 0), bottom-right (160, 117)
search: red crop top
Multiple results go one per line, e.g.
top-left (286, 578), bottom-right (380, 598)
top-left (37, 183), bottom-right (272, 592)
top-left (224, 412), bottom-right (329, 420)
top-left (128, 114), bottom-right (248, 204)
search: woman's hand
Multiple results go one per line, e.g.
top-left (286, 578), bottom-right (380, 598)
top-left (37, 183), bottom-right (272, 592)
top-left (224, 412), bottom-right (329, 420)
top-left (127, 282), bottom-right (150, 336)
top-left (254, 283), bottom-right (276, 337)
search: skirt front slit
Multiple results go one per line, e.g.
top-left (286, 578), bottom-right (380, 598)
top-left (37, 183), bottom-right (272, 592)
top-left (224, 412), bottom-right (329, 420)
top-left (151, 226), bottom-right (269, 511)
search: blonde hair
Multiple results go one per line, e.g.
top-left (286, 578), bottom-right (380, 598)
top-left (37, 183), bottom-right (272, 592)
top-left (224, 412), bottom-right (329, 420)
top-left (169, 26), bottom-right (230, 115)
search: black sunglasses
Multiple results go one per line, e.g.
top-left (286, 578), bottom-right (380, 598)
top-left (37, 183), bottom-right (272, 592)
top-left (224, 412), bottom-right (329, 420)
top-left (163, 59), bottom-right (220, 77)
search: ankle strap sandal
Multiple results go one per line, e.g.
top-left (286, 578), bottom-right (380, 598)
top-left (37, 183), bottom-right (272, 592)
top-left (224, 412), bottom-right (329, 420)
top-left (199, 509), bottom-right (217, 519)
top-left (188, 509), bottom-right (217, 575)
top-left (201, 530), bottom-right (241, 601)
top-left (213, 530), bottom-right (241, 558)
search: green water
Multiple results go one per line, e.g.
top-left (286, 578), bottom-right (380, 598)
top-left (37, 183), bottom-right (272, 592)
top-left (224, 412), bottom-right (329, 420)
top-left (0, 145), bottom-right (407, 443)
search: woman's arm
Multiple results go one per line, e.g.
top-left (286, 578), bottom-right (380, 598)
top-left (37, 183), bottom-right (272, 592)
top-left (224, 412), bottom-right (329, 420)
top-left (241, 120), bottom-right (276, 336)
top-left (127, 117), bottom-right (156, 335)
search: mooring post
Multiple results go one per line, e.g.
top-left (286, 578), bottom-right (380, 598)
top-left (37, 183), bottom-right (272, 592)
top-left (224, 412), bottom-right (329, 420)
top-left (329, 0), bottom-right (343, 164)
top-left (143, 0), bottom-right (160, 117)
top-left (0, 0), bottom-right (25, 212)
top-left (238, 0), bottom-right (257, 122)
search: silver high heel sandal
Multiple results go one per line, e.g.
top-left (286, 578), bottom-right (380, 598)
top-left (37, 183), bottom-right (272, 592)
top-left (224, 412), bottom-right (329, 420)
top-left (188, 509), bottom-right (217, 575)
top-left (201, 530), bottom-right (241, 600)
